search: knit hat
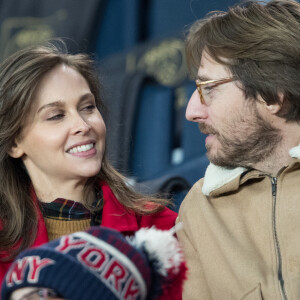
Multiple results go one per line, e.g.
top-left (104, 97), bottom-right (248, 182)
top-left (1, 225), bottom-right (187, 300)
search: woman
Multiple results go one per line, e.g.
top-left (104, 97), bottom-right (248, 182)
top-left (0, 42), bottom-right (177, 284)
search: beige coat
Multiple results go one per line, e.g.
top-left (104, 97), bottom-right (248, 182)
top-left (177, 147), bottom-right (300, 300)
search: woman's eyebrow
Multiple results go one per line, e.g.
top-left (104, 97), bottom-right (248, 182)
top-left (37, 101), bottom-right (64, 114)
top-left (78, 92), bottom-right (95, 103)
top-left (37, 93), bottom-right (95, 114)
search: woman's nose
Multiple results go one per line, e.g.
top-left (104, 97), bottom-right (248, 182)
top-left (71, 114), bottom-right (91, 135)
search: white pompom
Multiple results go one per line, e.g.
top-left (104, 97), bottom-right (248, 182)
top-left (130, 224), bottom-right (184, 277)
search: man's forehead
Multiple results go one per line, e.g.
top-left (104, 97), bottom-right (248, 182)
top-left (198, 51), bottom-right (232, 79)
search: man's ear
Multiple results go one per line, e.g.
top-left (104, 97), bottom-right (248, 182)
top-left (7, 141), bottom-right (24, 158)
top-left (258, 93), bottom-right (283, 115)
top-left (265, 102), bottom-right (282, 115)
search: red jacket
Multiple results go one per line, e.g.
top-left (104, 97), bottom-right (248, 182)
top-left (0, 181), bottom-right (177, 285)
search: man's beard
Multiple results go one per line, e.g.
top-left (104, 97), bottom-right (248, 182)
top-left (199, 104), bottom-right (282, 169)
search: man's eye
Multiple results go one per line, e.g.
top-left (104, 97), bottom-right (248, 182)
top-left (203, 85), bottom-right (214, 92)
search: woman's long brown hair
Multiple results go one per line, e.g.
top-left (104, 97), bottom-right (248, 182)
top-left (0, 42), bottom-right (170, 261)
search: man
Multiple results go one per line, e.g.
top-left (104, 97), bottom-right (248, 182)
top-left (176, 0), bottom-right (300, 299)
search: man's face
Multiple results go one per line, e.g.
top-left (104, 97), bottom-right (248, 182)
top-left (186, 50), bottom-right (281, 169)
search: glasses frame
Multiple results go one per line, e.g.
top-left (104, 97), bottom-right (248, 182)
top-left (195, 77), bottom-right (234, 105)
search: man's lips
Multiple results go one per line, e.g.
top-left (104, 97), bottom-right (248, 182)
top-left (205, 134), bottom-right (215, 143)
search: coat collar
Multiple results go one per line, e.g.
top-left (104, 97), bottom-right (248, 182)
top-left (100, 181), bottom-right (139, 232)
top-left (32, 181), bottom-right (140, 243)
top-left (202, 143), bottom-right (300, 196)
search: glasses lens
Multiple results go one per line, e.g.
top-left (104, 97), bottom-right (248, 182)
top-left (201, 83), bottom-right (214, 104)
top-left (196, 78), bottom-right (233, 105)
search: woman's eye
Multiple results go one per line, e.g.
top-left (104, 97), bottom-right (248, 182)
top-left (47, 114), bottom-right (64, 121)
top-left (83, 104), bottom-right (96, 111)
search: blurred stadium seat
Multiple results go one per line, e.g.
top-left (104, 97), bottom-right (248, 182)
top-left (99, 37), bottom-right (210, 211)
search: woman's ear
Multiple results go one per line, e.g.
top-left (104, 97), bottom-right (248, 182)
top-left (7, 141), bottom-right (24, 158)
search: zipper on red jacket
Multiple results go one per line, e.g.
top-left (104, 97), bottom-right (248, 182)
top-left (271, 177), bottom-right (288, 300)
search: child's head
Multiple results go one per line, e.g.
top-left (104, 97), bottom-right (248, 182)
top-left (2, 226), bottom-right (187, 300)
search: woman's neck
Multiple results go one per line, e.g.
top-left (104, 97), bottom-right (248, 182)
top-left (33, 179), bottom-right (88, 203)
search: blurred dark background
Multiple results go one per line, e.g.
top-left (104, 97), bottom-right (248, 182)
top-left (0, 0), bottom-right (246, 210)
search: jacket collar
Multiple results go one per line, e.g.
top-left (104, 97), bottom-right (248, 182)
top-left (202, 143), bottom-right (300, 196)
top-left (33, 181), bottom-right (140, 239)
top-left (100, 181), bottom-right (139, 232)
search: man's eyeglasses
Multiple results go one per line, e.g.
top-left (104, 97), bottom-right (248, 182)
top-left (195, 77), bottom-right (234, 105)
top-left (15, 288), bottom-right (63, 300)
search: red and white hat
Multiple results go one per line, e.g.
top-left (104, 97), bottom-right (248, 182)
top-left (2, 225), bottom-right (187, 300)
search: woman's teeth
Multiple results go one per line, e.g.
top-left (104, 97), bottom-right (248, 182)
top-left (68, 143), bottom-right (94, 153)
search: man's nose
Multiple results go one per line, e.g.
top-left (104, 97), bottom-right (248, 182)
top-left (186, 89), bottom-right (208, 122)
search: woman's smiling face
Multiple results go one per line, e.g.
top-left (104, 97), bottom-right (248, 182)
top-left (10, 64), bottom-right (106, 187)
